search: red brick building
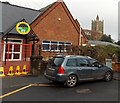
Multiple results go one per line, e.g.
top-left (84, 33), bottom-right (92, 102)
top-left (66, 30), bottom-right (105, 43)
top-left (0, 0), bottom-right (88, 75)
top-left (31, 0), bottom-right (88, 58)
top-left (0, 1), bottom-right (39, 75)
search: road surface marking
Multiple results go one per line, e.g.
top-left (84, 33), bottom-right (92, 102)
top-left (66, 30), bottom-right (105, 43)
top-left (0, 84), bottom-right (32, 99)
top-left (0, 83), bottom-right (58, 99)
top-left (31, 83), bottom-right (58, 86)
top-left (76, 88), bottom-right (92, 94)
top-left (10, 83), bottom-right (30, 88)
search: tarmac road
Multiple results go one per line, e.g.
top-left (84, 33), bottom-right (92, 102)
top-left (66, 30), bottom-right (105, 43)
top-left (1, 74), bottom-right (119, 102)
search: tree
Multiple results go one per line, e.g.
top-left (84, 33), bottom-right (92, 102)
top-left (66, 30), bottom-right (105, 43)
top-left (100, 34), bottom-right (113, 43)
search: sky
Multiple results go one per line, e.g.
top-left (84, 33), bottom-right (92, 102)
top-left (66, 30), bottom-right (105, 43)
top-left (0, 0), bottom-right (119, 41)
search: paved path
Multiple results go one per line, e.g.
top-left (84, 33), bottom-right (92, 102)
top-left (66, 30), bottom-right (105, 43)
top-left (1, 72), bottom-right (120, 90)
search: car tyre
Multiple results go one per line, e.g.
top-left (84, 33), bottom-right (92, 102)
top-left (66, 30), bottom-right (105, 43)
top-left (104, 72), bottom-right (113, 82)
top-left (66, 75), bottom-right (77, 88)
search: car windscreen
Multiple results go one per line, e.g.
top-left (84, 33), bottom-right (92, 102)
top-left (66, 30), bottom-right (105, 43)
top-left (49, 57), bottom-right (64, 67)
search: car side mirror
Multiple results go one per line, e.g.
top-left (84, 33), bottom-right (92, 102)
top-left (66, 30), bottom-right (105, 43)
top-left (91, 64), bottom-right (95, 67)
top-left (98, 64), bottom-right (102, 68)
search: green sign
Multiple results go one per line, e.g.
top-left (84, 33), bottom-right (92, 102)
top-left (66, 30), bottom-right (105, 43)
top-left (16, 22), bottom-right (30, 35)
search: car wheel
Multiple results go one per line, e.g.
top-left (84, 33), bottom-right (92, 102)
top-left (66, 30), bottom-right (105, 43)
top-left (66, 75), bottom-right (77, 88)
top-left (104, 72), bottom-right (113, 82)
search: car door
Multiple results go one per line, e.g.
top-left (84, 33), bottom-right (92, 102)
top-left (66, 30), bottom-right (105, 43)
top-left (89, 60), bottom-right (105, 79)
top-left (76, 58), bottom-right (93, 80)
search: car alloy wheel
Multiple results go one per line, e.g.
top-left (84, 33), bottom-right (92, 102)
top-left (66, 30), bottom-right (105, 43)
top-left (104, 72), bottom-right (112, 82)
top-left (66, 75), bottom-right (77, 87)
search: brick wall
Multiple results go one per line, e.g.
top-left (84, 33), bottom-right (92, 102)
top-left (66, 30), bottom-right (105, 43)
top-left (32, 3), bottom-right (79, 45)
top-left (112, 62), bottom-right (120, 72)
top-left (31, 3), bottom-right (80, 58)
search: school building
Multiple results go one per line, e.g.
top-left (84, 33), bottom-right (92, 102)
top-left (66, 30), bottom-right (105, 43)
top-left (0, 0), bottom-right (88, 75)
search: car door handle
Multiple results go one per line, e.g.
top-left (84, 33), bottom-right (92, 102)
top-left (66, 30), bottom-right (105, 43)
top-left (92, 69), bottom-right (96, 70)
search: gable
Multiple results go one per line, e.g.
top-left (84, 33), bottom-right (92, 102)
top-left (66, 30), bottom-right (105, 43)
top-left (31, 1), bottom-right (79, 34)
top-left (31, 2), bottom-right (79, 45)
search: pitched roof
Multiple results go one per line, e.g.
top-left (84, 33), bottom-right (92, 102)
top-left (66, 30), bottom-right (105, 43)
top-left (39, 3), bottom-right (54, 12)
top-left (0, 1), bottom-right (40, 34)
top-left (31, 1), bottom-right (81, 35)
top-left (0, 0), bottom-right (84, 40)
top-left (0, 1), bottom-right (57, 35)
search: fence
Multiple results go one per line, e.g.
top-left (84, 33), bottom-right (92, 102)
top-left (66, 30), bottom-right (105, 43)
top-left (0, 43), bottom-right (32, 75)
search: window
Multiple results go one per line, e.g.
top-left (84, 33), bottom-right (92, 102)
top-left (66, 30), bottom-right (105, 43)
top-left (48, 57), bottom-right (64, 67)
top-left (77, 58), bottom-right (89, 67)
top-left (42, 41), bottom-right (50, 50)
top-left (42, 40), bottom-right (71, 52)
top-left (51, 41), bottom-right (57, 50)
top-left (3, 39), bottom-right (22, 61)
top-left (59, 42), bottom-right (64, 51)
top-left (66, 59), bottom-right (77, 67)
top-left (88, 59), bottom-right (100, 67)
top-left (65, 43), bottom-right (72, 51)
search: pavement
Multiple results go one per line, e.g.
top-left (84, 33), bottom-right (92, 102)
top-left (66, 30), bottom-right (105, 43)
top-left (1, 72), bottom-right (120, 90)
top-left (1, 73), bottom-right (50, 90)
top-left (113, 72), bottom-right (120, 81)
top-left (1, 71), bottom-right (120, 80)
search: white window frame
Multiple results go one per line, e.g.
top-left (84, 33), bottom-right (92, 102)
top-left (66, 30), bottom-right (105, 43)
top-left (42, 40), bottom-right (72, 52)
top-left (42, 41), bottom-right (51, 51)
top-left (3, 38), bottom-right (23, 61)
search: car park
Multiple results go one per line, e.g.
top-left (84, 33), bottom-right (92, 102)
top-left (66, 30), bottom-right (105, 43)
top-left (44, 55), bottom-right (113, 87)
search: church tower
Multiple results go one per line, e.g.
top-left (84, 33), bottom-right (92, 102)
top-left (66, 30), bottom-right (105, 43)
top-left (91, 15), bottom-right (104, 40)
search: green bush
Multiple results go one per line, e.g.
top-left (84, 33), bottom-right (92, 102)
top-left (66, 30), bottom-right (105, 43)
top-left (70, 45), bottom-right (120, 63)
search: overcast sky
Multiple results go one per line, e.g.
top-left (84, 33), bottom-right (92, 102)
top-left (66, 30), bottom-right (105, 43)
top-left (0, 0), bottom-right (119, 41)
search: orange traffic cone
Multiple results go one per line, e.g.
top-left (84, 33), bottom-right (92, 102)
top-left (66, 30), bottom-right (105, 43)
top-left (7, 66), bottom-right (14, 76)
top-left (15, 66), bottom-right (21, 75)
top-left (22, 65), bottom-right (28, 75)
top-left (0, 67), bottom-right (5, 77)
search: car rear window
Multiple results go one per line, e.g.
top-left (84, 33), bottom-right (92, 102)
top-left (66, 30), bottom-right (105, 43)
top-left (49, 57), bottom-right (64, 67)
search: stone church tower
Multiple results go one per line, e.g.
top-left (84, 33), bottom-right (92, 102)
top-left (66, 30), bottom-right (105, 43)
top-left (91, 15), bottom-right (104, 40)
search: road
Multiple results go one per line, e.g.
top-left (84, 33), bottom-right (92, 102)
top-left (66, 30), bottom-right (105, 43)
top-left (1, 74), bottom-right (119, 102)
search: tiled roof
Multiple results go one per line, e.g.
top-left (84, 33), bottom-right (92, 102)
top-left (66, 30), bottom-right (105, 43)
top-left (0, 1), bottom-right (54, 34)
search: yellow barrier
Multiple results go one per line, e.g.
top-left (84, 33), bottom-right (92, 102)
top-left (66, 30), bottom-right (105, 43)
top-left (15, 66), bottom-right (21, 75)
top-left (0, 67), bottom-right (5, 77)
top-left (22, 65), bottom-right (28, 75)
top-left (7, 66), bottom-right (14, 76)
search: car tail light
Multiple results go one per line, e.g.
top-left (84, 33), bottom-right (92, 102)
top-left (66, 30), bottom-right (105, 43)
top-left (57, 66), bottom-right (65, 74)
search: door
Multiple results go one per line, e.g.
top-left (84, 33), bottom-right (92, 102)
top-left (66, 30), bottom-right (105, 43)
top-left (77, 58), bottom-right (93, 80)
top-left (89, 59), bottom-right (105, 79)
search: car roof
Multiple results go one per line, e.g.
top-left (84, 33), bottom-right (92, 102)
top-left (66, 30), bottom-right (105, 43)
top-left (54, 55), bottom-right (92, 59)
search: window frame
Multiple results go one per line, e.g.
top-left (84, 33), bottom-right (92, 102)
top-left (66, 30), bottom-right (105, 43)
top-left (3, 38), bottom-right (23, 61)
top-left (77, 58), bottom-right (90, 67)
top-left (42, 40), bottom-right (72, 52)
top-left (66, 58), bottom-right (77, 67)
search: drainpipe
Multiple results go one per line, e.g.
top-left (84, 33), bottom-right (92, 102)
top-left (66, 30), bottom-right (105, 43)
top-left (5, 34), bottom-right (8, 65)
top-left (32, 38), bottom-right (35, 56)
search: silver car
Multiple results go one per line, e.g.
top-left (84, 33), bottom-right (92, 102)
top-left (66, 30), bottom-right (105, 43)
top-left (44, 55), bottom-right (113, 87)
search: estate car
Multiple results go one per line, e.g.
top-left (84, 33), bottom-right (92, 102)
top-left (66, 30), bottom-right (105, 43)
top-left (44, 55), bottom-right (113, 87)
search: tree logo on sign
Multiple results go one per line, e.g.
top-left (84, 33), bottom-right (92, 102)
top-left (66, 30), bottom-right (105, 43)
top-left (16, 22), bottom-right (30, 35)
